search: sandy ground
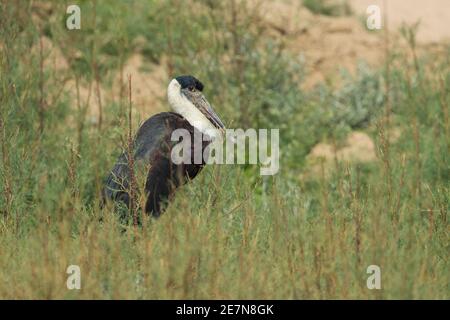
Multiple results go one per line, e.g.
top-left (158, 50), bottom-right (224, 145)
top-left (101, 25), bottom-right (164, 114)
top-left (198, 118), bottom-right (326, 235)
top-left (259, 0), bottom-right (450, 89)
top-left (349, 0), bottom-right (450, 43)
top-left (258, 1), bottom-right (386, 88)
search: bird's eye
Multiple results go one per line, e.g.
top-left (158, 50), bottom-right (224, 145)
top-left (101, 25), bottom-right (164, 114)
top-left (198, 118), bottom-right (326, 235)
top-left (188, 86), bottom-right (195, 92)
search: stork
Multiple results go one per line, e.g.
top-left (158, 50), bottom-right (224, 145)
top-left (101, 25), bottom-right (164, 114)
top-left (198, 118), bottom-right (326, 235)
top-left (103, 75), bottom-right (225, 218)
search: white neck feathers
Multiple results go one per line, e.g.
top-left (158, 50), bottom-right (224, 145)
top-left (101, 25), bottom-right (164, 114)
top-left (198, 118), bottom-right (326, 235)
top-left (167, 79), bottom-right (219, 138)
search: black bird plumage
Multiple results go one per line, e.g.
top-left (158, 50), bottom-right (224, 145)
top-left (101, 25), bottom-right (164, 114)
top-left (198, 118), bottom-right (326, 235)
top-left (103, 76), bottom-right (218, 218)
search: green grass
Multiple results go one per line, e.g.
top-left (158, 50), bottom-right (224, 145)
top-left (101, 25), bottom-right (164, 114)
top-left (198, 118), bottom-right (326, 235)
top-left (303, 0), bottom-right (352, 17)
top-left (0, 0), bottom-right (448, 299)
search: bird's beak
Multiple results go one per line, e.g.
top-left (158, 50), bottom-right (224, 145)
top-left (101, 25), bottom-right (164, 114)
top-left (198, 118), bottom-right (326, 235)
top-left (183, 89), bottom-right (226, 135)
top-left (197, 94), bottom-right (226, 133)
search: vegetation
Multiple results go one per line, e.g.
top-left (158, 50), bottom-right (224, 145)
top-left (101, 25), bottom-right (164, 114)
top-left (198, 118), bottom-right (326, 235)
top-left (0, 0), bottom-right (448, 299)
top-left (303, 0), bottom-right (352, 17)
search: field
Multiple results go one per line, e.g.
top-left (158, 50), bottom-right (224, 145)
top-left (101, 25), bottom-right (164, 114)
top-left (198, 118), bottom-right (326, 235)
top-left (0, 0), bottom-right (448, 299)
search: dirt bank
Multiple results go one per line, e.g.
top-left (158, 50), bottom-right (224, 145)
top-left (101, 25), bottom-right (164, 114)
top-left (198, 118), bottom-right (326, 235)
top-left (349, 0), bottom-right (450, 43)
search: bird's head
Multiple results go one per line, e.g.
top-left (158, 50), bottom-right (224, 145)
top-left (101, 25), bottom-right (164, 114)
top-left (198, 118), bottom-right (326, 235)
top-left (167, 75), bottom-right (225, 138)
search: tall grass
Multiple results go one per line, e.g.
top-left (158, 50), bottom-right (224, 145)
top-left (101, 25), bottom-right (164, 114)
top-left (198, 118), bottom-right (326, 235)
top-left (0, 0), bottom-right (448, 299)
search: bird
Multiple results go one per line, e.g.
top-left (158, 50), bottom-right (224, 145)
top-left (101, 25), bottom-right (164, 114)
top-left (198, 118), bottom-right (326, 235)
top-left (103, 75), bottom-right (225, 218)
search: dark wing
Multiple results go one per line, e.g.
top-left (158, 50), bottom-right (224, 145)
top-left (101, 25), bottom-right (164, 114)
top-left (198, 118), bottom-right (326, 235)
top-left (103, 112), bottom-right (210, 217)
top-left (103, 112), bottom-right (183, 208)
